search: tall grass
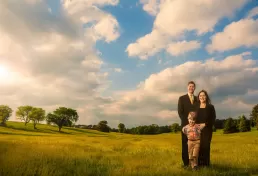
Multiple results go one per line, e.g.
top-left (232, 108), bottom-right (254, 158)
top-left (0, 122), bottom-right (258, 176)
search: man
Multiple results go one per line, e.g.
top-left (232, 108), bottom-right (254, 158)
top-left (178, 81), bottom-right (198, 167)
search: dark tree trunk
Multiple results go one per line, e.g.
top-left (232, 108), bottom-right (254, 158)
top-left (33, 121), bottom-right (37, 129)
top-left (58, 125), bottom-right (62, 132)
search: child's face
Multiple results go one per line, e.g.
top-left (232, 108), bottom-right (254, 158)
top-left (188, 118), bottom-right (195, 126)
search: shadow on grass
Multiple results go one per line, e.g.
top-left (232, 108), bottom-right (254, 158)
top-left (194, 164), bottom-right (258, 176)
top-left (1, 125), bottom-right (72, 135)
top-left (0, 131), bottom-right (43, 136)
top-left (64, 127), bottom-right (108, 136)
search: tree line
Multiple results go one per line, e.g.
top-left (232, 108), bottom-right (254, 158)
top-left (76, 104), bottom-right (258, 135)
top-left (0, 104), bottom-right (257, 134)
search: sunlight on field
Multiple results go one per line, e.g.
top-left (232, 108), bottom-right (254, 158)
top-left (1, 122), bottom-right (258, 176)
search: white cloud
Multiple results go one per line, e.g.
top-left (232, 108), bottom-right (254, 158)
top-left (0, 0), bottom-right (120, 125)
top-left (126, 29), bottom-right (168, 59)
top-left (114, 68), bottom-right (122, 72)
top-left (247, 6), bottom-right (258, 18)
top-left (126, 0), bottom-right (248, 59)
top-left (207, 18), bottom-right (258, 53)
top-left (139, 0), bottom-right (166, 16)
top-left (166, 40), bottom-right (201, 56)
top-left (84, 52), bottom-right (258, 127)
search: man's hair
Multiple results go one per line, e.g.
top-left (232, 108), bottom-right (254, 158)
top-left (188, 111), bottom-right (197, 121)
top-left (188, 81), bottom-right (196, 87)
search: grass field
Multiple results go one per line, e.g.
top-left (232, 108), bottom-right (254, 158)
top-left (0, 122), bottom-right (258, 176)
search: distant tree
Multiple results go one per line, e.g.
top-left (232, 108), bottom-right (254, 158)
top-left (0, 105), bottom-right (13, 126)
top-left (250, 104), bottom-right (258, 127)
top-left (29, 107), bottom-right (46, 129)
top-left (97, 120), bottom-right (110, 132)
top-left (171, 123), bottom-right (180, 133)
top-left (223, 117), bottom-right (238, 134)
top-left (16, 105), bottom-right (33, 125)
top-left (212, 125), bottom-right (216, 132)
top-left (214, 119), bottom-right (226, 129)
top-left (118, 123), bottom-right (125, 133)
top-left (46, 107), bottom-right (79, 132)
top-left (239, 115), bottom-right (251, 132)
top-left (256, 117), bottom-right (258, 130)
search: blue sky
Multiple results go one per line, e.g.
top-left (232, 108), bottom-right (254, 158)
top-left (93, 0), bottom-right (258, 92)
top-left (1, 0), bottom-right (258, 127)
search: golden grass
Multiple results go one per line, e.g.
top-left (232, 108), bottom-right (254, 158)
top-left (0, 121), bottom-right (258, 176)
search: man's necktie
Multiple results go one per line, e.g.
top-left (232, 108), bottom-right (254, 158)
top-left (190, 95), bottom-right (194, 104)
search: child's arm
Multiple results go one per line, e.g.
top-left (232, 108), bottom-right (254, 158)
top-left (182, 125), bottom-right (187, 134)
top-left (198, 123), bottom-right (206, 130)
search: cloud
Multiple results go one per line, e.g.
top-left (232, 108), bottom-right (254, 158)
top-left (83, 52), bottom-right (258, 127)
top-left (114, 68), bottom-right (122, 72)
top-left (166, 40), bottom-right (201, 56)
top-left (126, 0), bottom-right (248, 59)
top-left (247, 6), bottom-right (258, 18)
top-left (139, 0), bottom-right (166, 16)
top-left (0, 0), bottom-right (120, 125)
top-left (207, 18), bottom-right (258, 53)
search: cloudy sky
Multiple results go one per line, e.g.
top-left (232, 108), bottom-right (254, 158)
top-left (0, 0), bottom-right (258, 128)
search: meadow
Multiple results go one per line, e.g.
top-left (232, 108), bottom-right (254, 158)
top-left (0, 122), bottom-right (258, 176)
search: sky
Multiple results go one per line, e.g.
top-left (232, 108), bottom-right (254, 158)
top-left (0, 0), bottom-right (258, 128)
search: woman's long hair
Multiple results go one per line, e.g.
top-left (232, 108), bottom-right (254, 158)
top-left (198, 90), bottom-right (211, 104)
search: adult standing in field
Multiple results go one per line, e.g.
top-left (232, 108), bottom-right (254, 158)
top-left (196, 90), bottom-right (216, 167)
top-left (177, 81), bottom-right (198, 168)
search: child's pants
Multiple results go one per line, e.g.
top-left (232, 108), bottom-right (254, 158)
top-left (188, 140), bottom-right (200, 168)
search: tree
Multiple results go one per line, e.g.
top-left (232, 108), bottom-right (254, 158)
top-left (29, 107), bottom-right (46, 129)
top-left (118, 123), bottom-right (125, 133)
top-left (239, 115), bottom-right (251, 132)
top-left (46, 107), bottom-right (79, 132)
top-left (97, 120), bottom-right (110, 132)
top-left (16, 105), bottom-right (33, 125)
top-left (171, 123), bottom-right (180, 133)
top-left (223, 117), bottom-right (238, 134)
top-left (250, 104), bottom-right (258, 127)
top-left (256, 117), bottom-right (258, 130)
top-left (0, 105), bottom-right (13, 126)
top-left (212, 125), bottom-right (216, 132)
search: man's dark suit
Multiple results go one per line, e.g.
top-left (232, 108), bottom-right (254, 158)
top-left (177, 94), bottom-right (198, 166)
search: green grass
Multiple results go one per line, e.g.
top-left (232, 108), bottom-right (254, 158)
top-left (1, 121), bottom-right (258, 176)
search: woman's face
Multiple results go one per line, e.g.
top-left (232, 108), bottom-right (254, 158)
top-left (199, 92), bottom-right (206, 103)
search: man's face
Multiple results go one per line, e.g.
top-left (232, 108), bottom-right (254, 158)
top-left (188, 83), bottom-right (195, 94)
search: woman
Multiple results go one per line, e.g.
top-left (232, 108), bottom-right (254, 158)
top-left (196, 90), bottom-right (216, 167)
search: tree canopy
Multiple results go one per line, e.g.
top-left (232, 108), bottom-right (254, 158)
top-left (46, 107), bottom-right (78, 132)
top-left (0, 105), bottom-right (13, 126)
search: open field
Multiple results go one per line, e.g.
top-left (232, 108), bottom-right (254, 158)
top-left (1, 122), bottom-right (258, 176)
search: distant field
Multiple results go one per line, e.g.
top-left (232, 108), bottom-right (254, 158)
top-left (0, 122), bottom-right (258, 176)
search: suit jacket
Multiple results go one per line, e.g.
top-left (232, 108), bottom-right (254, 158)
top-left (177, 94), bottom-right (198, 126)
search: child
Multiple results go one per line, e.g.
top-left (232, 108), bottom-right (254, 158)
top-left (182, 111), bottom-right (205, 170)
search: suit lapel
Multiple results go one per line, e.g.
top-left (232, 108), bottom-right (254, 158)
top-left (186, 94), bottom-right (192, 104)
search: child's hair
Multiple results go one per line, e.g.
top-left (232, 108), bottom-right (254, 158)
top-left (188, 111), bottom-right (197, 121)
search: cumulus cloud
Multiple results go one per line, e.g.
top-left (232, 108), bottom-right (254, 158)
top-left (80, 52), bottom-right (258, 127)
top-left (0, 0), bottom-right (120, 125)
top-left (166, 40), bottom-right (201, 56)
top-left (206, 18), bottom-right (258, 53)
top-left (247, 6), bottom-right (258, 18)
top-left (126, 0), bottom-right (248, 59)
top-left (139, 0), bottom-right (166, 16)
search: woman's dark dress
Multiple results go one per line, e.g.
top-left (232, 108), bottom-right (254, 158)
top-left (196, 104), bottom-right (216, 167)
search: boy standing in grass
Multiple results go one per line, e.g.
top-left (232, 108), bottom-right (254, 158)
top-left (182, 112), bottom-right (205, 170)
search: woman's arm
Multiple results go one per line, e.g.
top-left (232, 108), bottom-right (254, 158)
top-left (205, 105), bottom-right (216, 127)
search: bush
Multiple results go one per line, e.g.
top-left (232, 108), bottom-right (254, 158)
top-left (171, 123), bottom-right (180, 133)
